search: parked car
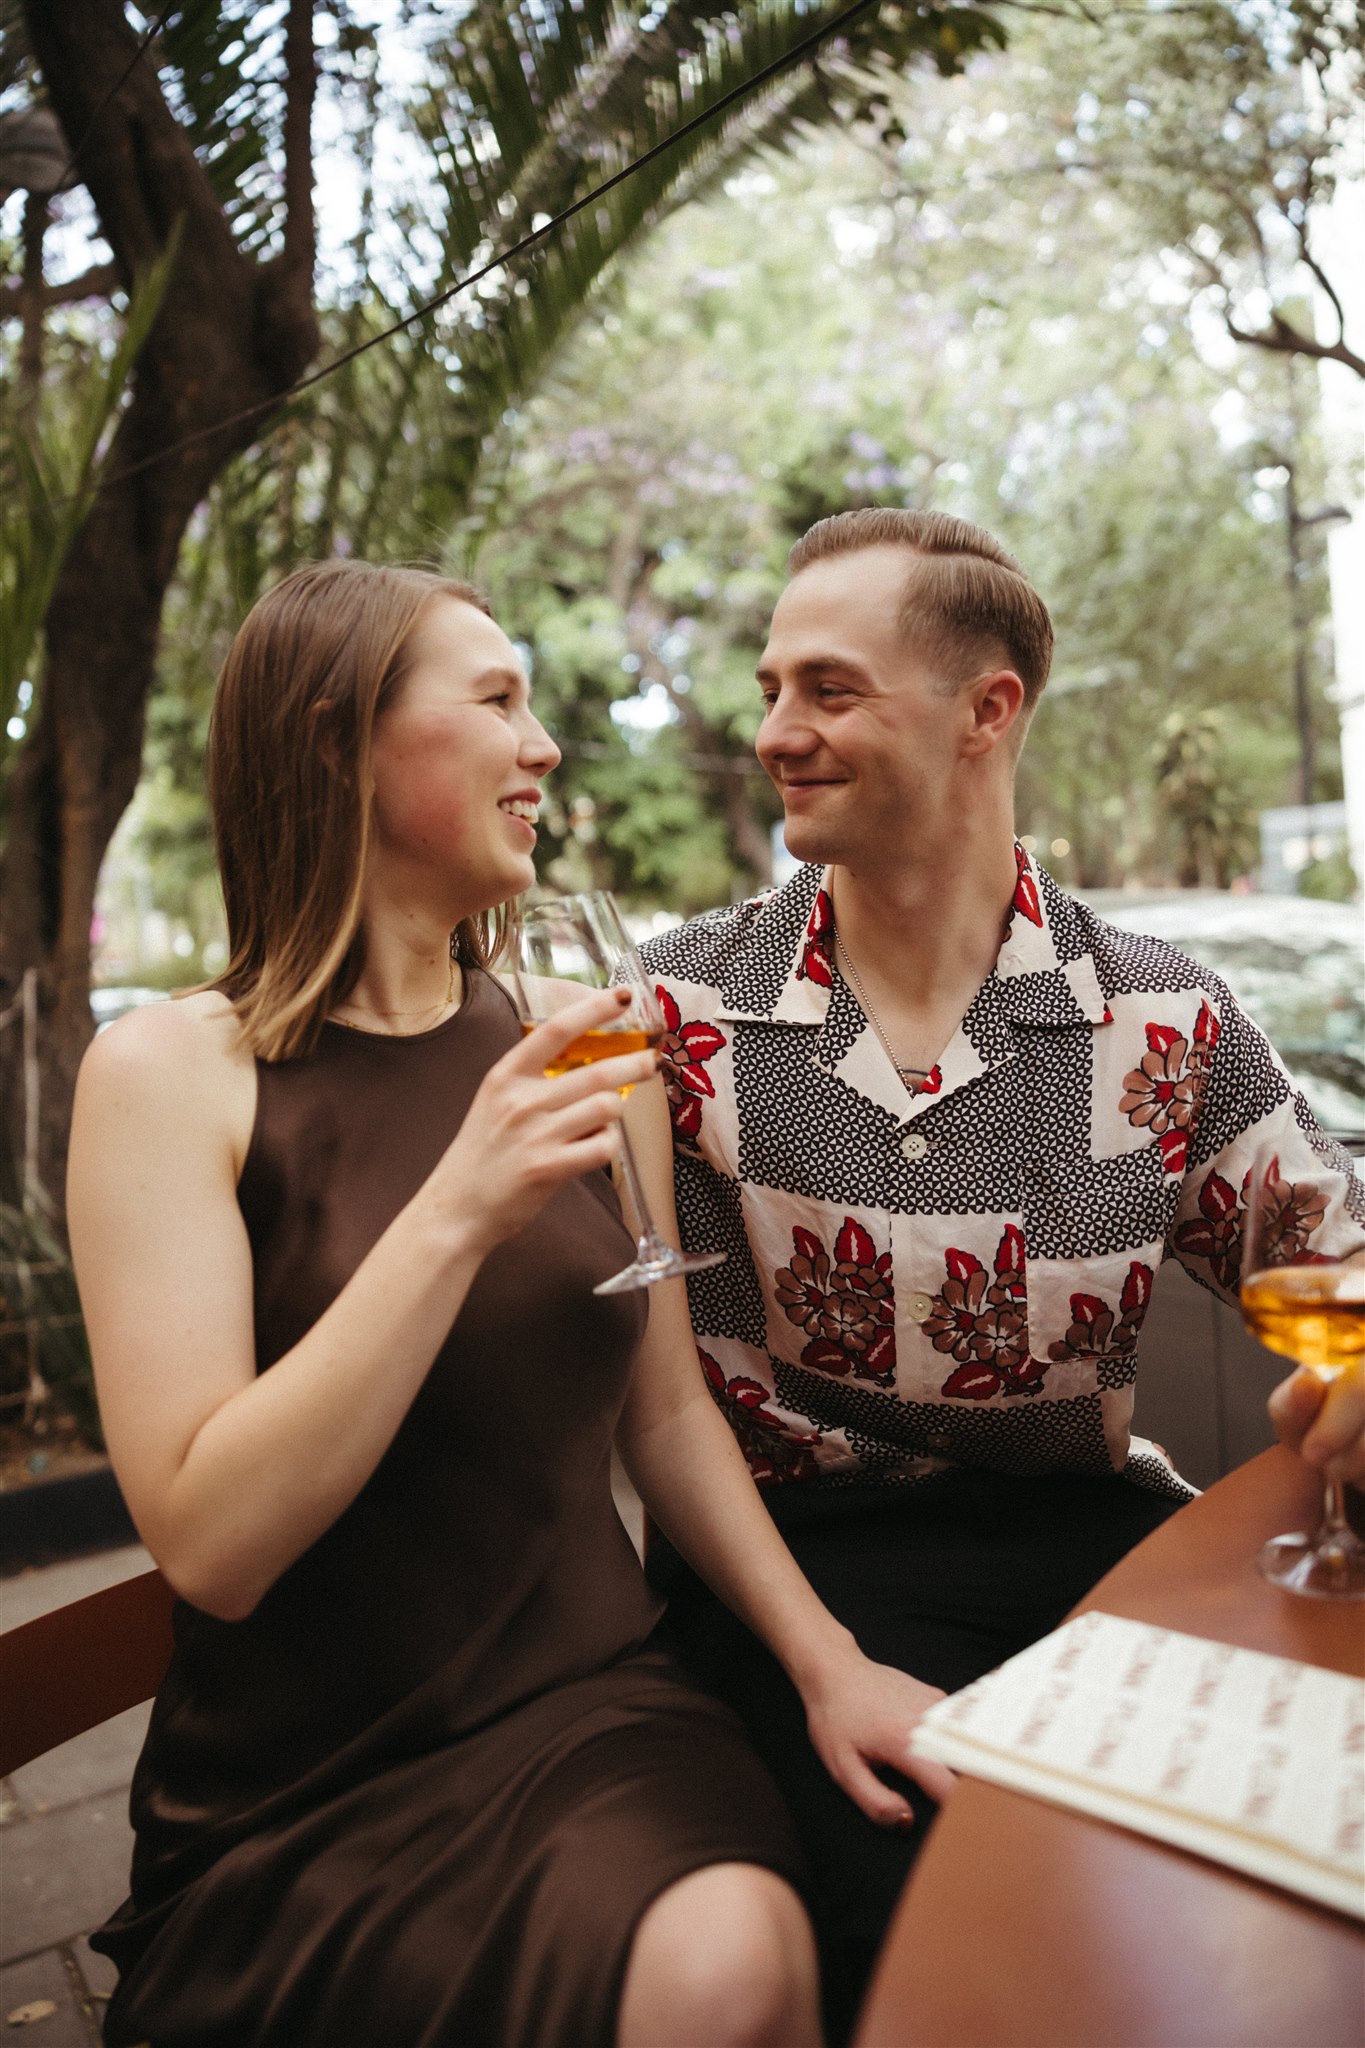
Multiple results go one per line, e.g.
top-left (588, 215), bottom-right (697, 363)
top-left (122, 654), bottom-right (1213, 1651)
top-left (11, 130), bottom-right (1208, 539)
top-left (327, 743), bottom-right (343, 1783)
top-left (1082, 890), bottom-right (1364, 1486)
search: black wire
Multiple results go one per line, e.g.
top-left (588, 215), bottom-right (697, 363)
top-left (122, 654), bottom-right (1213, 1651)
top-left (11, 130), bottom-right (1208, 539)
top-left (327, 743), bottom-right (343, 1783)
top-left (87, 0), bottom-right (882, 499)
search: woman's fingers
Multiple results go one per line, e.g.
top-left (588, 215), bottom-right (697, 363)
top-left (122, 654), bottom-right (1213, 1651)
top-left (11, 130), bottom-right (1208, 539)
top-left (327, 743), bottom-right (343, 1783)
top-left (510, 987), bottom-right (632, 1072)
top-left (1299, 1363), bottom-right (1365, 1485)
top-left (904, 1750), bottom-right (957, 1807)
top-left (1268, 1366), bottom-right (1327, 1452)
top-left (830, 1750), bottom-right (920, 1830)
top-left (820, 1732), bottom-right (954, 1828)
top-left (549, 1087), bottom-right (633, 1144)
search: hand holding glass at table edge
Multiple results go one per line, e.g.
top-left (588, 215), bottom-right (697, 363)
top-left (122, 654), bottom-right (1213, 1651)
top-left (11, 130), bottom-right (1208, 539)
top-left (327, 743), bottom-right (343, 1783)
top-left (1240, 1154), bottom-right (1365, 1599)
top-left (509, 891), bottom-right (726, 1295)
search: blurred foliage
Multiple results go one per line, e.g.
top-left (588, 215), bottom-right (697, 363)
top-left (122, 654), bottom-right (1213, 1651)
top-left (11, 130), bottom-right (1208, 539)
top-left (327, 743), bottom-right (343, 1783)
top-left (4, 5), bottom-right (1353, 932)
top-left (0, 240), bottom-right (175, 807)
top-left (108, 0), bottom-right (1352, 939)
top-left (0, 1197), bottom-right (99, 1443)
top-left (1299, 846), bottom-right (1359, 901)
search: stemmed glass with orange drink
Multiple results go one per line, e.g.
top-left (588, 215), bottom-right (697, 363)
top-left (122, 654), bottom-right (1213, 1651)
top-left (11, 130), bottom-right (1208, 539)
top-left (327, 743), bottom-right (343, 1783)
top-left (510, 891), bottom-right (725, 1296)
top-left (1239, 1155), bottom-right (1365, 1599)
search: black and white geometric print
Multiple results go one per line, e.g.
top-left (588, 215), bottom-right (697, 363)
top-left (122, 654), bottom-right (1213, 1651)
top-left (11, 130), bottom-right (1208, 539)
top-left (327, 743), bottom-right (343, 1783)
top-left (1034, 864), bottom-right (1090, 968)
top-left (643, 892), bottom-right (767, 991)
top-left (1183, 979), bottom-right (1293, 1175)
top-left (960, 976), bottom-right (1017, 1068)
top-left (641, 849), bottom-right (1365, 1498)
top-left (817, 968), bottom-right (868, 1070)
top-left (675, 1149), bottom-right (768, 1345)
top-left (1021, 1143), bottom-right (1177, 1263)
top-left (773, 1360), bottom-right (1117, 1478)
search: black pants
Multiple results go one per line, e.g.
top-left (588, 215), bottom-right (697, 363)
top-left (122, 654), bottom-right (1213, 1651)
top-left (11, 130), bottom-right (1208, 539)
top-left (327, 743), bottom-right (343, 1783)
top-left (647, 1468), bottom-right (1184, 2046)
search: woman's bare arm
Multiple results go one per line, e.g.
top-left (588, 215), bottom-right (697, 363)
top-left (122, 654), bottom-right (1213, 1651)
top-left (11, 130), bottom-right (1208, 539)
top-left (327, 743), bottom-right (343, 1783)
top-left (613, 1081), bottom-right (955, 1823)
top-left (68, 986), bottom-right (654, 1621)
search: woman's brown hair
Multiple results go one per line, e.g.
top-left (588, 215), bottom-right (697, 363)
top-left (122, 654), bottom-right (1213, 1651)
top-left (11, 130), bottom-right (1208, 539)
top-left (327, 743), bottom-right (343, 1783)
top-left (207, 559), bottom-right (502, 1062)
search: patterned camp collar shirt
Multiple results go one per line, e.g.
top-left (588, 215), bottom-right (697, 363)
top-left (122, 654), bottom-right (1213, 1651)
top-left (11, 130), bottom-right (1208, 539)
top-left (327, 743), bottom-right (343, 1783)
top-left (638, 847), bottom-right (1365, 1501)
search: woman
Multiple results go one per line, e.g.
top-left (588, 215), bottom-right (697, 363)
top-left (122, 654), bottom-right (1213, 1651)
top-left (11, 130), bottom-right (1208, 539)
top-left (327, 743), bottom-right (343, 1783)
top-left (69, 561), bottom-right (952, 2048)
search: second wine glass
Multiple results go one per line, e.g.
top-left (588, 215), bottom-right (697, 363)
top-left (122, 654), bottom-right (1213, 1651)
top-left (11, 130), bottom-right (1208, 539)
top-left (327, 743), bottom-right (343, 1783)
top-left (510, 891), bottom-right (726, 1295)
top-left (1239, 1153), bottom-right (1365, 1600)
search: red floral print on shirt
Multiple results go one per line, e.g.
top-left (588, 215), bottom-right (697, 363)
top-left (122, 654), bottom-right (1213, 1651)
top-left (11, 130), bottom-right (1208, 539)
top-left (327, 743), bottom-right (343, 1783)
top-left (1119, 1001), bottom-right (1220, 1174)
top-left (656, 986), bottom-right (726, 1151)
top-left (698, 1348), bottom-right (821, 1485)
top-left (774, 1216), bottom-right (896, 1385)
top-left (1012, 843), bottom-right (1043, 928)
top-left (1047, 1261), bottom-right (1153, 1389)
top-left (925, 1225), bottom-right (1047, 1400)
top-left (1174, 1155), bottom-right (1327, 1295)
top-left (796, 889), bottom-right (835, 989)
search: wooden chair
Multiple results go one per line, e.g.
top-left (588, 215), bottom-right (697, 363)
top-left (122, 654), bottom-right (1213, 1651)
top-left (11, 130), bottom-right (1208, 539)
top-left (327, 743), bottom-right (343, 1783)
top-left (0, 1567), bottom-right (175, 1778)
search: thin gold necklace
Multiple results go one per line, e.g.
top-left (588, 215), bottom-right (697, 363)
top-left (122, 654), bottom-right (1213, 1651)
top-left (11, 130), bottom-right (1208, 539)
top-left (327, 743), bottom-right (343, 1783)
top-left (332, 940), bottom-right (460, 1034)
top-left (834, 931), bottom-right (934, 1093)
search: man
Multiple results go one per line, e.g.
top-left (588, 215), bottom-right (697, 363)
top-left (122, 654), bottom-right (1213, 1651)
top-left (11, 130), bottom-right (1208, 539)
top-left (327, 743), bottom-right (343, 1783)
top-left (637, 507), bottom-right (1365, 2040)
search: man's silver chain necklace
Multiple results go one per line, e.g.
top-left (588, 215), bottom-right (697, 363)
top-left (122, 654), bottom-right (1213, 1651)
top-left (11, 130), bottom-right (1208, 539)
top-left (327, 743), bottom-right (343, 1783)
top-left (834, 931), bottom-right (935, 1094)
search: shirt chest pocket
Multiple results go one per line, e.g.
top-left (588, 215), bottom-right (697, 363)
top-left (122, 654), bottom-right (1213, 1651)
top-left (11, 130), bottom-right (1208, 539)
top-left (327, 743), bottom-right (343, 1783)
top-left (1019, 1146), bottom-right (1171, 1403)
top-left (1020, 1133), bottom-right (1176, 1273)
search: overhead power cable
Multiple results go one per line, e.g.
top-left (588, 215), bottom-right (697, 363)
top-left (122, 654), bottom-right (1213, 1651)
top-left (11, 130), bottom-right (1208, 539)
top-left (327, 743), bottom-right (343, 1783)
top-left (81, 0), bottom-right (882, 500)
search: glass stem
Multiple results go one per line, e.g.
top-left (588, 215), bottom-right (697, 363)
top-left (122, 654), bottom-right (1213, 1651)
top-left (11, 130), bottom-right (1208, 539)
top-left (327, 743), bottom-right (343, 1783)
top-left (1317, 1475), bottom-right (1353, 1555)
top-left (616, 1121), bottom-right (668, 1262)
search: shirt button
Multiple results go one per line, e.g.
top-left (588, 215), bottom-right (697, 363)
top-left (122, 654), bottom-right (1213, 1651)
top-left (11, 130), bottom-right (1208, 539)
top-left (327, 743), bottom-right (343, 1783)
top-left (908, 1292), bottom-right (933, 1324)
top-left (900, 1131), bottom-right (929, 1161)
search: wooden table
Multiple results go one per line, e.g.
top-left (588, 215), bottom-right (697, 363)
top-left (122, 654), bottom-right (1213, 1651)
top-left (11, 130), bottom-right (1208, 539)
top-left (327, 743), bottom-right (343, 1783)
top-left (855, 1448), bottom-right (1365, 2048)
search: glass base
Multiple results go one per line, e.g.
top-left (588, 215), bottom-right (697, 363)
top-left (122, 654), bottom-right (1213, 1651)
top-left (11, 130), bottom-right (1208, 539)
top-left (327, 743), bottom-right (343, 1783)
top-left (1256, 1526), bottom-right (1365, 1601)
top-left (593, 1246), bottom-right (726, 1296)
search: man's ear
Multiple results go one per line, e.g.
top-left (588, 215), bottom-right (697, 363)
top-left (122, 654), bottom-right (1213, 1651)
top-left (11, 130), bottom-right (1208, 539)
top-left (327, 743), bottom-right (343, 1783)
top-left (962, 669), bottom-right (1026, 757)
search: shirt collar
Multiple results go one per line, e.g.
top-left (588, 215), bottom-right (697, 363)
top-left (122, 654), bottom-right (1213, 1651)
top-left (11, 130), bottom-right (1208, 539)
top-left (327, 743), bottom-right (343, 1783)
top-left (996, 843), bottom-right (1111, 1027)
top-left (716, 843), bottom-right (1111, 1035)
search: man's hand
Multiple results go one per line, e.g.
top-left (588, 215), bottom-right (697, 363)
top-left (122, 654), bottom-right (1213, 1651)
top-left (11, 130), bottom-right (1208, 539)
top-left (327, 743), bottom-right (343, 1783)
top-left (798, 1643), bottom-right (956, 1827)
top-left (1269, 1363), bottom-right (1365, 1490)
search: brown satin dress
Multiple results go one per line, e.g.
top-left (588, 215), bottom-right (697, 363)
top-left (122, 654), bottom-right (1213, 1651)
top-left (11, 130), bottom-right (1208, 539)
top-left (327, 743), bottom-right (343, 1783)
top-left (91, 968), bottom-right (803, 2048)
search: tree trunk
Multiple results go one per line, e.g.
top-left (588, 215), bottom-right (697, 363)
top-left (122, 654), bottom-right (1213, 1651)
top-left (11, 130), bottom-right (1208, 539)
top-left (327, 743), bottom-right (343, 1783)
top-left (0, 0), bottom-right (319, 1213)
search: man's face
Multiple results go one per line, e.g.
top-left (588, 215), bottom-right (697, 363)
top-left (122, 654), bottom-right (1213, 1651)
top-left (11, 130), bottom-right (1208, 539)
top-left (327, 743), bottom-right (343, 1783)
top-left (755, 546), bottom-right (967, 871)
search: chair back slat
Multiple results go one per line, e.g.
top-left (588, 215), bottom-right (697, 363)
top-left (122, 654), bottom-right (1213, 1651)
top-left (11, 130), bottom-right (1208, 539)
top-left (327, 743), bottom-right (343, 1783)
top-left (0, 1567), bottom-right (175, 1778)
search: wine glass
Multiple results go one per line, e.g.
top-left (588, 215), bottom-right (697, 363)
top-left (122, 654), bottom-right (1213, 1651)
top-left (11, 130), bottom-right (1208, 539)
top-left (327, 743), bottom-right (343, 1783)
top-left (509, 891), bottom-right (726, 1296)
top-left (1239, 1154), bottom-right (1365, 1599)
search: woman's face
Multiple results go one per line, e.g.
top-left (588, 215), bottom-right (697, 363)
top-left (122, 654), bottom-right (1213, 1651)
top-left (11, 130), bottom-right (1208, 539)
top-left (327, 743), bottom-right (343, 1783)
top-left (367, 596), bottom-right (560, 917)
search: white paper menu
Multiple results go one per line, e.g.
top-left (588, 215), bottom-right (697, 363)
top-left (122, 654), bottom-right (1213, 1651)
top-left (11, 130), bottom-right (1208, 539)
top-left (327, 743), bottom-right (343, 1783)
top-left (910, 1610), bottom-right (1364, 1919)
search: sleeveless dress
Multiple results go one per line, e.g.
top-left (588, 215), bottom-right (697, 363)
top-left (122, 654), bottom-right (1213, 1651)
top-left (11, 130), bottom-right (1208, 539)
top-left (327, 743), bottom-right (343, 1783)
top-left (91, 968), bottom-right (803, 2048)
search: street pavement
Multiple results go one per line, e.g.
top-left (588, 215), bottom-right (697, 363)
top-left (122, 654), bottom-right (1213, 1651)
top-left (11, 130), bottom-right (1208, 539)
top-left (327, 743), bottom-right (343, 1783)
top-left (1, 1545), bottom-right (152, 2044)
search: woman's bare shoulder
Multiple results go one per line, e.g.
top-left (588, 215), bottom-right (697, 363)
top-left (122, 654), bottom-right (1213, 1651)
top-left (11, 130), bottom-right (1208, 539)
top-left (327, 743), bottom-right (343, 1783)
top-left (77, 990), bottom-right (256, 1153)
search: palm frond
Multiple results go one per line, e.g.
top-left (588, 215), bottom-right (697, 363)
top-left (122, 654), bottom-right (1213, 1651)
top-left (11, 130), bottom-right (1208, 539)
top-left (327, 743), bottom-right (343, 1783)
top-left (155, 1), bottom-right (283, 254)
top-left (406, 1), bottom-right (1005, 532)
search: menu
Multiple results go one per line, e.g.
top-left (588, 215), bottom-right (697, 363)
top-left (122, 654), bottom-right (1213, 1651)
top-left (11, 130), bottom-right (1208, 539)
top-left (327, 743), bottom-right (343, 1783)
top-left (909, 1609), bottom-right (1364, 1918)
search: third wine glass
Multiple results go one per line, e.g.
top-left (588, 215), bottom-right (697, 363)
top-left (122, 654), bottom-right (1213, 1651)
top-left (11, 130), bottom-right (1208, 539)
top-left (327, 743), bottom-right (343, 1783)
top-left (1239, 1154), bottom-right (1365, 1599)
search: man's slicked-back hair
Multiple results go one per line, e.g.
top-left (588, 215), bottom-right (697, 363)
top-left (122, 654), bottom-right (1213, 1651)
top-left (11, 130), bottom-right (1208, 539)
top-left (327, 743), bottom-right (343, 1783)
top-left (787, 507), bottom-right (1054, 708)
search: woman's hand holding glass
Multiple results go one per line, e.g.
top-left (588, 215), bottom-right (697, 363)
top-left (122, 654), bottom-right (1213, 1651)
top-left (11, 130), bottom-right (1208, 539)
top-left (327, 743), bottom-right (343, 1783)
top-left (431, 988), bottom-right (658, 1258)
top-left (510, 892), bottom-right (725, 1294)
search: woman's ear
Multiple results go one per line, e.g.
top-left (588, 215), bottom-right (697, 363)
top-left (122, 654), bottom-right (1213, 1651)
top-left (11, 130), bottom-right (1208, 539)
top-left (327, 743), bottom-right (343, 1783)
top-left (306, 697), bottom-right (349, 781)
